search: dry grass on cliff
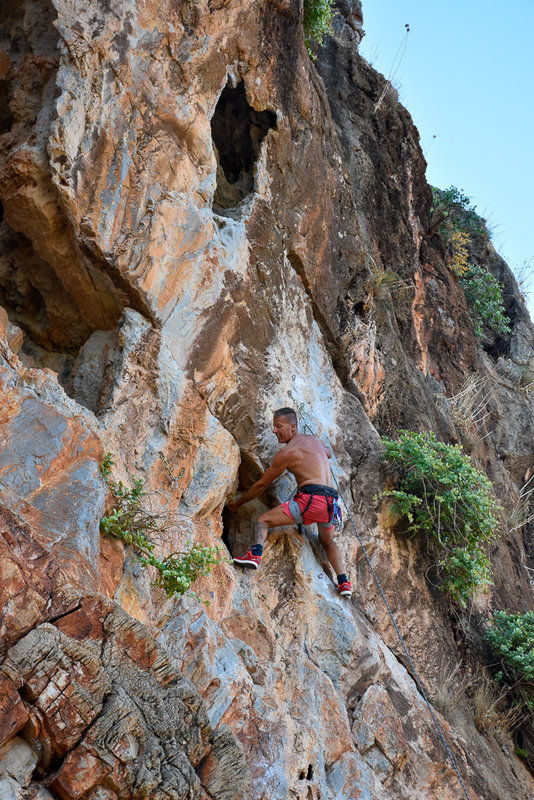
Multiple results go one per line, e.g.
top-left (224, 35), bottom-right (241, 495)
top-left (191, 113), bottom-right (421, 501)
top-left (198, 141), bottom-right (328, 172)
top-left (432, 661), bottom-right (470, 715)
top-left (432, 662), bottom-right (523, 740)
top-left (471, 673), bottom-right (523, 737)
top-left (513, 258), bottom-right (534, 307)
top-left (506, 473), bottom-right (534, 534)
top-left (368, 258), bottom-right (413, 302)
top-left (374, 379), bottom-right (413, 436)
top-left (444, 375), bottom-right (495, 443)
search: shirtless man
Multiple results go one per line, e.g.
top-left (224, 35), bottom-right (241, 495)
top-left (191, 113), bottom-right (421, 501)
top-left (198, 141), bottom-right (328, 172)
top-left (227, 407), bottom-right (352, 596)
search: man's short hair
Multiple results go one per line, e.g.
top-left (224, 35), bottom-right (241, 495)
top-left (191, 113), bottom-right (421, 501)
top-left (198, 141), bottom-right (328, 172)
top-left (273, 407), bottom-right (298, 425)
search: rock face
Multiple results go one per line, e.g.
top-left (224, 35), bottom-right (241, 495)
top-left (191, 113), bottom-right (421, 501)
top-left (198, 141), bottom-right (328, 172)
top-left (0, 0), bottom-right (533, 798)
top-left (0, 594), bottom-right (250, 800)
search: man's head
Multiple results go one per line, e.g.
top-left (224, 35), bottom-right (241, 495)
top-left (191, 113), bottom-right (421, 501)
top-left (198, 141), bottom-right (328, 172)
top-left (273, 407), bottom-right (298, 443)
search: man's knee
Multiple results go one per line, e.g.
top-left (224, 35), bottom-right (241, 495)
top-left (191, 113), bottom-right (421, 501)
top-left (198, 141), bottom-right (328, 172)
top-left (318, 525), bottom-right (334, 545)
top-left (256, 506), bottom-right (291, 529)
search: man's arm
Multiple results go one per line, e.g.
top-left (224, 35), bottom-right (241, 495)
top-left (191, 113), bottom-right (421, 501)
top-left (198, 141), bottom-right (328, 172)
top-left (227, 452), bottom-right (286, 511)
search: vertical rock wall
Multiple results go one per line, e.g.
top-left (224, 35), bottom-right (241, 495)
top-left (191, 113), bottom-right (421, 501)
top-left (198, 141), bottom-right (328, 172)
top-left (0, 0), bottom-right (533, 798)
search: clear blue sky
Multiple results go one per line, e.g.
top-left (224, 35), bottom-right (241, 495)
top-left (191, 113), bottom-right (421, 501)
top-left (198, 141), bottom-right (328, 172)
top-left (358, 0), bottom-right (534, 315)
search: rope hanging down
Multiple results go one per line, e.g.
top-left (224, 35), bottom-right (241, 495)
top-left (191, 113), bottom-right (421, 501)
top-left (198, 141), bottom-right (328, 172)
top-left (301, 422), bottom-right (472, 800)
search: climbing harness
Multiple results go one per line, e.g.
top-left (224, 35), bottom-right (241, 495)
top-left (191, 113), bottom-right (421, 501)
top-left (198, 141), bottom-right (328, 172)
top-left (300, 422), bottom-right (472, 800)
top-left (297, 484), bottom-right (343, 529)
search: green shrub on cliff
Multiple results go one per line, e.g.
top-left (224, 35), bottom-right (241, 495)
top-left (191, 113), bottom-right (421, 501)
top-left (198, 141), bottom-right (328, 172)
top-left (430, 185), bottom-right (484, 240)
top-left (380, 431), bottom-right (502, 606)
top-left (485, 611), bottom-right (534, 699)
top-left (459, 263), bottom-right (511, 338)
top-left (430, 186), bottom-right (510, 340)
top-left (100, 454), bottom-right (225, 601)
top-left (303, 0), bottom-right (335, 58)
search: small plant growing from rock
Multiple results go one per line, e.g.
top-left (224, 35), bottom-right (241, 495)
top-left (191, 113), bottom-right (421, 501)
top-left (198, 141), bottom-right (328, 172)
top-left (485, 611), bottom-right (534, 706)
top-left (379, 430), bottom-right (503, 606)
top-left (100, 454), bottom-right (225, 601)
top-left (430, 186), bottom-right (510, 340)
top-left (303, 0), bottom-right (335, 58)
top-left (449, 230), bottom-right (471, 277)
top-left (430, 185), bottom-right (484, 240)
top-left (459, 263), bottom-right (511, 338)
top-left (483, 610), bottom-right (534, 760)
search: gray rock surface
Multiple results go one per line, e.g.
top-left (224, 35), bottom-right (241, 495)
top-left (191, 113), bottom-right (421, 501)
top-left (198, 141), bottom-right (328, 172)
top-left (0, 0), bottom-right (532, 798)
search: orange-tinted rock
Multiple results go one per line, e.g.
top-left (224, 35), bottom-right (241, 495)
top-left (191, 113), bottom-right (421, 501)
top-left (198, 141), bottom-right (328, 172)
top-left (0, 672), bottom-right (28, 747)
top-left (0, 506), bottom-right (65, 655)
top-left (1, 600), bottom-right (249, 799)
top-left (49, 747), bottom-right (111, 800)
top-left (54, 597), bottom-right (106, 643)
top-left (0, 50), bottom-right (11, 80)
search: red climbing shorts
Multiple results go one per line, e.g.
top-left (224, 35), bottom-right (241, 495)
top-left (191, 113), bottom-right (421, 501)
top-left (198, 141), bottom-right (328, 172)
top-left (281, 492), bottom-right (334, 529)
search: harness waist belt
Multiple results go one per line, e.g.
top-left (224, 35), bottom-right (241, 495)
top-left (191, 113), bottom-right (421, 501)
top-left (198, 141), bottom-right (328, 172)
top-left (297, 484), bottom-right (338, 498)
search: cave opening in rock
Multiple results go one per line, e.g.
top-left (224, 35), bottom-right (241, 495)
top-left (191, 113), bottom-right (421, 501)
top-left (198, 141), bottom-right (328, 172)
top-left (0, 220), bottom-right (124, 408)
top-left (210, 80), bottom-right (276, 214)
top-left (221, 452), bottom-right (271, 558)
top-left (221, 507), bottom-right (233, 555)
top-left (0, 0), bottom-right (127, 411)
top-left (0, 80), bottom-right (13, 134)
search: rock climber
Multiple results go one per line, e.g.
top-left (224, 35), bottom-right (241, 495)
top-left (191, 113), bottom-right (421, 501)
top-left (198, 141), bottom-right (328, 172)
top-left (227, 407), bottom-right (352, 596)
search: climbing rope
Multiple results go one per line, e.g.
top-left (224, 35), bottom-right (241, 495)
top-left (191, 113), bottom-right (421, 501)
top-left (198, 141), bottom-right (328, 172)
top-left (301, 422), bottom-right (472, 800)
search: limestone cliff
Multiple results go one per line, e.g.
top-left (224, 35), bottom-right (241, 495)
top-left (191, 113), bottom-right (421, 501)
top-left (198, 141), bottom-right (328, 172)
top-left (0, 0), bottom-right (533, 798)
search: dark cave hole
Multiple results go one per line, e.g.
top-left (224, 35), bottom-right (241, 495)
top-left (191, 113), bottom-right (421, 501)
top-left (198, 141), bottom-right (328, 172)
top-left (352, 300), bottom-right (369, 320)
top-left (221, 453), bottom-right (267, 557)
top-left (221, 507), bottom-right (233, 555)
top-left (0, 80), bottom-right (14, 134)
top-left (298, 765), bottom-right (314, 780)
top-left (210, 80), bottom-right (276, 214)
top-left (483, 334), bottom-right (511, 360)
top-left (0, 221), bottom-right (124, 410)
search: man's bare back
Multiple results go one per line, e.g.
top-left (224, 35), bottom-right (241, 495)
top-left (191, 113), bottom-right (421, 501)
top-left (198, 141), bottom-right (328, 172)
top-left (275, 432), bottom-right (333, 489)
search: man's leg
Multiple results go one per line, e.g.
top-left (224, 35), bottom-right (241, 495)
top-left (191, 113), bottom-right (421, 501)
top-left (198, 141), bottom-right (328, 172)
top-left (317, 524), bottom-right (346, 576)
top-left (233, 505), bottom-right (294, 568)
top-left (253, 505), bottom-right (294, 546)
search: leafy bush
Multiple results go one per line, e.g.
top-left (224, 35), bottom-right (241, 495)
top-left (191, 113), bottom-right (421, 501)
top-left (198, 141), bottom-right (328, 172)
top-left (484, 611), bottom-right (534, 764)
top-left (430, 186), bottom-right (510, 339)
top-left (303, 0), bottom-right (335, 58)
top-left (100, 454), bottom-right (225, 601)
top-left (380, 431), bottom-right (502, 606)
top-left (430, 185), bottom-right (484, 240)
top-left (485, 611), bottom-right (534, 696)
top-left (449, 230), bottom-right (471, 277)
top-left (459, 263), bottom-right (511, 338)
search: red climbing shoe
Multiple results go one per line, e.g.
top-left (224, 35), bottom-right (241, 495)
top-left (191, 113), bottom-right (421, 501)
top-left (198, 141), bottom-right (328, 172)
top-left (337, 580), bottom-right (352, 597)
top-left (233, 551), bottom-right (262, 569)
